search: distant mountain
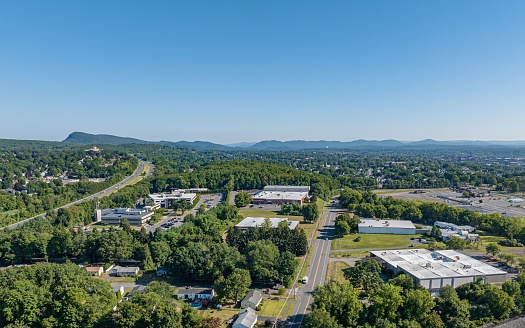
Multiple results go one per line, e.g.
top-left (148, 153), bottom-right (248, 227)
top-left (63, 132), bottom-right (152, 145)
top-left (63, 132), bottom-right (231, 150)
top-left (62, 132), bottom-right (525, 151)
top-left (159, 140), bottom-right (232, 151)
top-left (249, 139), bottom-right (404, 150)
top-left (225, 142), bottom-right (257, 148)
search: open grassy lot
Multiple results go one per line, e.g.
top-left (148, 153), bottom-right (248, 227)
top-left (257, 299), bottom-right (295, 318)
top-left (332, 233), bottom-right (424, 250)
top-left (198, 307), bottom-right (238, 328)
top-left (325, 261), bottom-right (350, 284)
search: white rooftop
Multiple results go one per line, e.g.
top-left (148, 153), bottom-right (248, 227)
top-left (371, 249), bottom-right (506, 280)
top-left (253, 191), bottom-right (308, 201)
top-left (236, 217), bottom-right (300, 229)
top-left (359, 219), bottom-right (415, 229)
top-left (234, 307), bottom-right (257, 328)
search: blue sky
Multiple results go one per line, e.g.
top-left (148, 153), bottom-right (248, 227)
top-left (1, 1), bottom-right (524, 143)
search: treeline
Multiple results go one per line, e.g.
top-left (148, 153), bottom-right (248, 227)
top-left (149, 160), bottom-right (337, 200)
top-left (339, 188), bottom-right (525, 243)
top-left (0, 263), bottom-right (209, 328)
top-left (304, 259), bottom-right (525, 327)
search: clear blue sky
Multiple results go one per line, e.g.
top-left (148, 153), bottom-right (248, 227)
top-left (1, 1), bottom-right (524, 143)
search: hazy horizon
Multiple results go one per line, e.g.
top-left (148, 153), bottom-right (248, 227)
top-left (2, 1), bottom-right (525, 143)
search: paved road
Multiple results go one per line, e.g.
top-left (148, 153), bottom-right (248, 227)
top-left (282, 201), bottom-right (338, 328)
top-left (2, 160), bottom-right (151, 230)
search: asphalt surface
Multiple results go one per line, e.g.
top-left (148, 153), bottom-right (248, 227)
top-left (283, 201), bottom-right (337, 328)
top-left (2, 160), bottom-right (151, 230)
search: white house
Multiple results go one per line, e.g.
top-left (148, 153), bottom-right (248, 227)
top-left (233, 307), bottom-right (258, 328)
top-left (177, 287), bottom-right (214, 300)
top-left (85, 266), bottom-right (104, 276)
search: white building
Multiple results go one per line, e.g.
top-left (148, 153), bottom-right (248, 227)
top-left (434, 221), bottom-right (476, 232)
top-left (358, 219), bottom-right (416, 235)
top-left (95, 208), bottom-right (154, 226)
top-left (235, 217), bottom-right (300, 231)
top-left (253, 190), bottom-right (309, 205)
top-left (148, 191), bottom-right (197, 208)
top-left (177, 287), bottom-right (214, 300)
top-left (441, 229), bottom-right (480, 242)
top-left (233, 307), bottom-right (258, 328)
top-left (107, 266), bottom-right (140, 277)
top-left (370, 249), bottom-right (507, 294)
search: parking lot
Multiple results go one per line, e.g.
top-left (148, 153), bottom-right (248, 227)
top-left (377, 189), bottom-right (525, 218)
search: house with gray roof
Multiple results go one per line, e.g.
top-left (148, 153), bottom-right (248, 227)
top-left (241, 290), bottom-right (262, 309)
top-left (232, 307), bottom-right (257, 328)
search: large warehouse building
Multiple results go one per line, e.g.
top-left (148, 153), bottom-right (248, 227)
top-left (358, 219), bottom-right (416, 235)
top-left (370, 249), bottom-right (507, 294)
top-left (235, 217), bottom-right (300, 231)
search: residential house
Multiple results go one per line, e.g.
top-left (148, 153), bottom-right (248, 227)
top-left (241, 290), bottom-right (262, 309)
top-left (107, 266), bottom-right (140, 277)
top-left (85, 266), bottom-right (104, 276)
top-left (232, 307), bottom-right (258, 328)
top-left (177, 287), bottom-right (214, 300)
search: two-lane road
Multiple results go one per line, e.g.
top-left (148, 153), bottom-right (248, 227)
top-left (2, 160), bottom-right (153, 230)
top-left (285, 201), bottom-right (338, 327)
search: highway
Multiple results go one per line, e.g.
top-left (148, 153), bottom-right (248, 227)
top-left (2, 159), bottom-right (153, 230)
top-left (282, 200), bottom-right (338, 328)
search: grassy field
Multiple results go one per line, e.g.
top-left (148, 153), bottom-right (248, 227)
top-left (198, 307), bottom-right (238, 328)
top-left (325, 261), bottom-right (350, 284)
top-left (238, 208), bottom-right (302, 220)
top-left (257, 299), bottom-right (295, 318)
top-left (332, 233), bottom-right (424, 250)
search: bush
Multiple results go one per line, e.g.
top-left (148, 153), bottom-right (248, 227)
top-left (256, 305), bottom-right (262, 311)
top-left (499, 239), bottom-right (524, 247)
top-left (354, 236), bottom-right (361, 242)
top-left (278, 287), bottom-right (286, 295)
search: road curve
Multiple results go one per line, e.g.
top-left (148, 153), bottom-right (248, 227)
top-left (1, 159), bottom-right (152, 231)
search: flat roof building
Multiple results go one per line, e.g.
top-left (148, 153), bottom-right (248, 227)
top-left (253, 190), bottom-right (309, 205)
top-left (370, 249), bottom-right (507, 294)
top-left (434, 221), bottom-right (476, 232)
top-left (148, 191), bottom-right (197, 208)
top-left (235, 217), bottom-right (300, 231)
top-left (95, 208), bottom-right (153, 226)
top-left (358, 219), bottom-right (416, 235)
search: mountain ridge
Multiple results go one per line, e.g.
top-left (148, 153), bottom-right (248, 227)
top-left (62, 132), bottom-right (525, 150)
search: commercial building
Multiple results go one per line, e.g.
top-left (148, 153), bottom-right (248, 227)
top-left (434, 221), bottom-right (476, 232)
top-left (235, 217), bottom-right (300, 231)
top-left (358, 219), bottom-right (416, 235)
top-left (370, 249), bottom-right (507, 294)
top-left (263, 185), bottom-right (310, 193)
top-left (148, 190), bottom-right (197, 208)
top-left (94, 208), bottom-right (154, 226)
top-left (252, 190), bottom-right (309, 205)
top-left (241, 290), bottom-right (262, 309)
top-left (441, 229), bottom-right (480, 242)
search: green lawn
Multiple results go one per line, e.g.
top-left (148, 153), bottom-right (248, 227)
top-left (325, 261), bottom-right (350, 284)
top-left (198, 307), bottom-right (238, 328)
top-left (257, 299), bottom-right (295, 318)
top-left (332, 233), bottom-right (423, 250)
top-left (238, 208), bottom-right (302, 220)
